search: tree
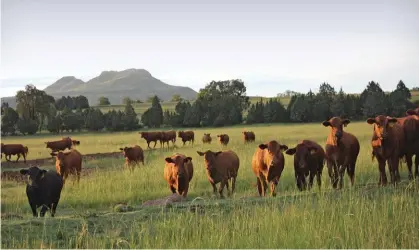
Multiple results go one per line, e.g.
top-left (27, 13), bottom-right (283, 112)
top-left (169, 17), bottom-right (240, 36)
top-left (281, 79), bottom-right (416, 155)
top-left (363, 92), bottom-right (387, 118)
top-left (47, 115), bottom-right (62, 134)
top-left (98, 96), bottom-right (110, 105)
top-left (331, 88), bottom-right (346, 117)
top-left (17, 118), bottom-right (38, 135)
top-left (61, 108), bottom-right (83, 132)
top-left (290, 95), bottom-right (311, 122)
top-left (171, 94), bottom-right (183, 102)
top-left (123, 97), bottom-right (133, 105)
top-left (84, 108), bottom-right (105, 131)
top-left (1, 102), bottom-right (9, 115)
top-left (147, 96), bottom-right (161, 103)
top-left (388, 89), bottom-right (408, 117)
top-left (395, 80), bottom-right (411, 99)
top-left (1, 107), bottom-right (19, 135)
top-left (123, 102), bottom-right (139, 130)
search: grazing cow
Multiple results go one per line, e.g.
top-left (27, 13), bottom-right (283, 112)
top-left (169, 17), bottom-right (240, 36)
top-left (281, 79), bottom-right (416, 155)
top-left (322, 117), bottom-right (360, 189)
top-left (139, 131), bottom-right (162, 148)
top-left (178, 131), bottom-right (195, 146)
top-left (164, 153), bottom-right (194, 197)
top-left (45, 137), bottom-right (74, 152)
top-left (252, 140), bottom-right (288, 196)
top-left (161, 130), bottom-right (177, 148)
top-left (285, 140), bottom-right (325, 191)
top-left (367, 115), bottom-right (406, 185)
top-left (202, 133), bottom-right (212, 144)
top-left (242, 131), bottom-right (256, 143)
top-left (19, 166), bottom-right (63, 217)
top-left (119, 145), bottom-right (145, 171)
top-left (51, 149), bottom-right (82, 184)
top-left (197, 150), bottom-right (240, 198)
top-left (395, 115), bottom-right (419, 180)
top-left (217, 134), bottom-right (230, 146)
top-left (1, 143), bottom-right (29, 163)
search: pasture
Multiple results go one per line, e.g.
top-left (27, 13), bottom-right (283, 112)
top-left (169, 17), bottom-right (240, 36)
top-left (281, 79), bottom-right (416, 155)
top-left (1, 122), bottom-right (418, 248)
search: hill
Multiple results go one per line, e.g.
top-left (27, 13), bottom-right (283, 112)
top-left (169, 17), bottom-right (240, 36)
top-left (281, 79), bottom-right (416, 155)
top-left (1, 69), bottom-right (198, 107)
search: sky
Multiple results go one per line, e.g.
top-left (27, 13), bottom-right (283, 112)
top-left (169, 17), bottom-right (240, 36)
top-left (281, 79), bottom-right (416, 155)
top-left (1, 0), bottom-right (419, 97)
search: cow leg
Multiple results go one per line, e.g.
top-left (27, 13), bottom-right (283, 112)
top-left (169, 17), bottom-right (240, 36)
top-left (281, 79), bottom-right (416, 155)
top-left (76, 170), bottom-right (81, 184)
top-left (51, 201), bottom-right (59, 217)
top-left (259, 174), bottom-right (268, 196)
top-left (377, 157), bottom-right (387, 186)
top-left (308, 171), bottom-right (315, 190)
top-left (256, 178), bottom-right (263, 196)
top-left (170, 185), bottom-right (176, 194)
top-left (29, 201), bottom-right (38, 217)
top-left (211, 182), bottom-right (217, 194)
top-left (23, 152), bottom-right (27, 163)
top-left (231, 176), bottom-right (237, 194)
top-left (387, 159), bottom-right (396, 185)
top-left (327, 161), bottom-right (337, 189)
top-left (295, 172), bottom-right (303, 191)
top-left (6, 154), bottom-right (11, 162)
top-left (405, 153), bottom-right (414, 180)
top-left (338, 165), bottom-right (346, 190)
top-left (153, 141), bottom-right (157, 148)
top-left (147, 141), bottom-right (151, 149)
top-left (270, 177), bottom-right (279, 197)
top-left (16, 154), bottom-right (20, 163)
top-left (415, 154), bottom-right (419, 178)
top-left (40, 205), bottom-right (49, 217)
top-left (391, 157), bottom-right (401, 183)
top-left (218, 179), bottom-right (227, 198)
top-left (225, 180), bottom-right (231, 197)
top-left (347, 163), bottom-right (356, 186)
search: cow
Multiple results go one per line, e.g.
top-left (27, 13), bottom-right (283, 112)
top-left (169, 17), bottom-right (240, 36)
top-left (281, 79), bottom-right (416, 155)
top-left (322, 117), bottom-right (360, 189)
top-left (217, 134), bottom-right (230, 146)
top-left (285, 140), bottom-right (325, 191)
top-left (51, 149), bottom-right (82, 184)
top-left (19, 166), bottom-right (63, 217)
top-left (1, 143), bottom-right (29, 163)
top-left (178, 131), bottom-right (195, 146)
top-left (367, 115), bottom-right (406, 185)
top-left (242, 131), bottom-right (256, 143)
top-left (160, 130), bottom-right (177, 148)
top-left (62, 137), bottom-right (81, 146)
top-left (119, 145), bottom-right (145, 171)
top-left (252, 140), bottom-right (288, 196)
top-left (196, 150), bottom-right (240, 198)
top-left (139, 131), bottom-right (162, 148)
top-left (202, 133), bottom-right (212, 144)
top-left (395, 115), bottom-right (419, 180)
top-left (45, 137), bottom-right (74, 152)
top-left (164, 153), bottom-right (194, 197)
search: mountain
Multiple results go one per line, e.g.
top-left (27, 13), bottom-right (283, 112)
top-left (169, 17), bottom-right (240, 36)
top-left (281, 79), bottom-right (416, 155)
top-left (1, 69), bottom-right (198, 108)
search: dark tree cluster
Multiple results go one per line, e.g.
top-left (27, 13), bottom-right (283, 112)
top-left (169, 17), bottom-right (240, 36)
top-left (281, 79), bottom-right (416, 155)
top-left (246, 98), bottom-right (288, 124)
top-left (55, 95), bottom-right (89, 110)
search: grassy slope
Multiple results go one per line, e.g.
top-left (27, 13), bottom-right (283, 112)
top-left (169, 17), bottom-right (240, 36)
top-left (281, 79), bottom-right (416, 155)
top-left (1, 122), bottom-right (418, 248)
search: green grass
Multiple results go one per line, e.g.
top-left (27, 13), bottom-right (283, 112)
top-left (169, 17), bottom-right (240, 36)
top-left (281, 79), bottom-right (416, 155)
top-left (1, 122), bottom-right (419, 248)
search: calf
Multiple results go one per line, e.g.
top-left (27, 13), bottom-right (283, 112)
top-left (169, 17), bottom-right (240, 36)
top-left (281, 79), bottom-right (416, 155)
top-left (119, 145), bottom-right (145, 171)
top-left (285, 140), bottom-right (325, 191)
top-left (197, 150), bottom-right (240, 198)
top-left (45, 137), bottom-right (73, 152)
top-left (51, 149), bottom-right (82, 184)
top-left (322, 117), bottom-right (360, 189)
top-left (242, 131), bottom-right (256, 143)
top-left (178, 131), bottom-right (195, 146)
top-left (139, 131), bottom-right (162, 148)
top-left (217, 134), bottom-right (230, 146)
top-left (202, 133), bottom-right (212, 144)
top-left (1, 143), bottom-right (28, 163)
top-left (367, 115), bottom-right (405, 185)
top-left (252, 140), bottom-right (288, 196)
top-left (164, 154), bottom-right (194, 197)
top-left (19, 166), bottom-right (63, 217)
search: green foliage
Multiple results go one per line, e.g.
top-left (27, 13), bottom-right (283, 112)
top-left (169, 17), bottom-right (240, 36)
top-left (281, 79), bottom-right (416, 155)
top-left (84, 108), bottom-right (105, 131)
top-left (142, 96), bottom-right (163, 128)
top-left (246, 98), bottom-right (288, 124)
top-left (123, 102), bottom-right (139, 130)
top-left (16, 118), bottom-right (38, 135)
top-left (47, 115), bottom-right (62, 134)
top-left (98, 96), bottom-right (111, 106)
top-left (171, 94), bottom-right (183, 102)
top-left (56, 95), bottom-right (89, 110)
top-left (122, 97), bottom-right (132, 105)
top-left (61, 108), bottom-right (83, 132)
top-left (1, 107), bottom-right (19, 135)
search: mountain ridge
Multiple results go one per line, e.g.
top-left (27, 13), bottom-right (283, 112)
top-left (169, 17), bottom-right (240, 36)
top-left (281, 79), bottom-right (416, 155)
top-left (1, 69), bottom-right (198, 108)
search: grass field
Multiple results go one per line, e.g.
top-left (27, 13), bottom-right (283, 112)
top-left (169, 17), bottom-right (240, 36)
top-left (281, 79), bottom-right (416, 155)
top-left (1, 122), bottom-right (419, 248)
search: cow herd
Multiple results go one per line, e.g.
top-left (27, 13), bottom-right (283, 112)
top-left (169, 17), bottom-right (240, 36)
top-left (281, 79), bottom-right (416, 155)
top-left (2, 108), bottom-right (419, 218)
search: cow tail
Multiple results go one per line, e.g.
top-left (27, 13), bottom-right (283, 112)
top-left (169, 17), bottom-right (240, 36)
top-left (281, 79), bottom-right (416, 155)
top-left (24, 146), bottom-right (29, 156)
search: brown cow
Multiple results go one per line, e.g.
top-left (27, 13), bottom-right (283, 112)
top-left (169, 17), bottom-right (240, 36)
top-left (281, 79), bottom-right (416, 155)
top-left (139, 131), bottom-right (162, 148)
top-left (51, 149), bottom-right (82, 184)
top-left (160, 130), bottom-right (177, 148)
top-left (405, 108), bottom-right (419, 179)
top-left (217, 134), bottom-right (230, 146)
top-left (1, 144), bottom-right (29, 163)
top-left (242, 131), bottom-right (255, 143)
top-left (45, 137), bottom-right (74, 152)
top-left (252, 140), bottom-right (288, 196)
top-left (285, 140), bottom-right (325, 191)
top-left (367, 115), bottom-right (406, 185)
top-left (322, 117), bottom-right (360, 189)
top-left (202, 133), bottom-right (212, 144)
top-left (164, 153), bottom-right (194, 197)
top-left (197, 150), bottom-right (240, 198)
top-left (119, 145), bottom-right (144, 171)
top-left (62, 137), bottom-right (81, 146)
top-left (178, 131), bottom-right (194, 146)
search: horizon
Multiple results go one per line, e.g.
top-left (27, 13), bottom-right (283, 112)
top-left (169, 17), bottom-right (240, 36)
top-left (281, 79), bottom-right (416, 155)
top-left (1, 0), bottom-right (419, 98)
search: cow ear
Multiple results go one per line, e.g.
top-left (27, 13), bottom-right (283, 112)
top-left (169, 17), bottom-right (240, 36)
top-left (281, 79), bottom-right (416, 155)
top-left (342, 119), bottom-right (350, 127)
top-left (119, 148), bottom-right (124, 151)
top-left (366, 118), bottom-right (376, 125)
top-left (40, 170), bottom-right (47, 178)
top-left (258, 144), bottom-right (268, 150)
top-left (322, 121), bottom-right (331, 127)
top-left (279, 145), bottom-right (288, 152)
top-left (197, 151), bottom-right (205, 156)
top-left (285, 148), bottom-right (296, 155)
top-left (20, 169), bottom-right (28, 175)
top-left (165, 157), bottom-right (174, 163)
top-left (184, 157), bottom-right (192, 163)
top-left (406, 109), bottom-right (416, 116)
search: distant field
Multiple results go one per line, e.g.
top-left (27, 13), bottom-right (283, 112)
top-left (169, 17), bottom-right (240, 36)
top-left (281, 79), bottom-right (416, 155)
top-left (1, 122), bottom-right (418, 248)
top-left (94, 91), bottom-right (419, 115)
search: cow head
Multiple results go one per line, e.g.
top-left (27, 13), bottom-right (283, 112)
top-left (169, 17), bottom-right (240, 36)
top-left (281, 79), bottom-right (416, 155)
top-left (119, 147), bottom-right (132, 157)
top-left (165, 155), bottom-right (192, 181)
top-left (20, 166), bottom-right (47, 188)
top-left (72, 140), bottom-right (80, 146)
top-left (139, 132), bottom-right (147, 138)
top-left (204, 133), bottom-right (211, 137)
top-left (178, 131), bottom-right (184, 137)
top-left (50, 152), bottom-right (66, 174)
top-left (258, 141), bottom-right (288, 170)
top-left (406, 108), bottom-right (419, 116)
top-left (366, 115), bottom-right (397, 141)
top-left (44, 142), bottom-right (50, 148)
top-left (197, 150), bottom-right (222, 171)
top-left (322, 117), bottom-right (350, 144)
top-left (285, 142), bottom-right (318, 169)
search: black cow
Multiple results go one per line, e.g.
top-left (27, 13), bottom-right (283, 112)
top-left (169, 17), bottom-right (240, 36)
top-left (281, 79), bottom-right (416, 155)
top-left (19, 166), bottom-right (64, 217)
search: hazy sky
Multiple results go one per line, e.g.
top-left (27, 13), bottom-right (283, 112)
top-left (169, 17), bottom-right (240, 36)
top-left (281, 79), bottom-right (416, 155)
top-left (1, 0), bottom-right (419, 97)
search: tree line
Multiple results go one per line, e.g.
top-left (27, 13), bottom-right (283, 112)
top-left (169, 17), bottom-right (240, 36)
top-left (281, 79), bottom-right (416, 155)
top-left (1, 80), bottom-right (417, 136)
